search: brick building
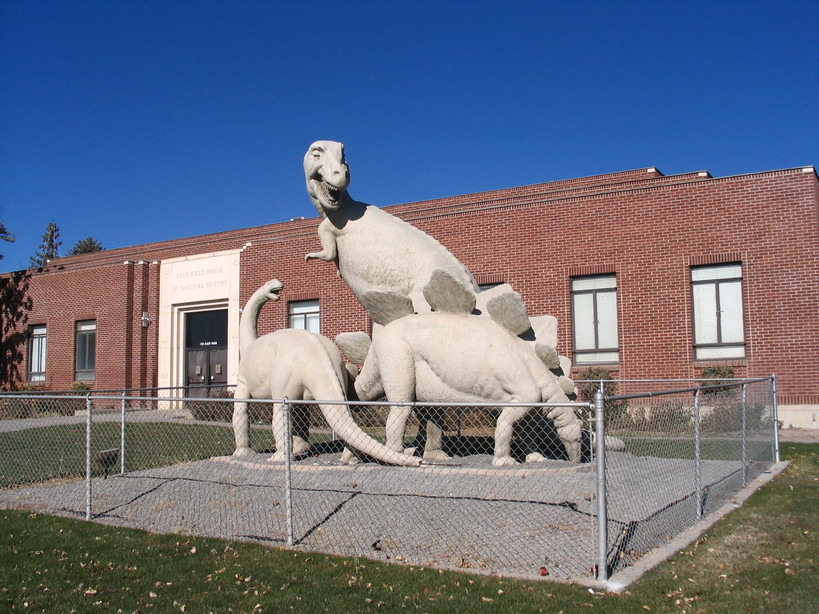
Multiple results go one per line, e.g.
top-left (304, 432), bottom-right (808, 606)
top-left (4, 164), bottom-right (818, 427)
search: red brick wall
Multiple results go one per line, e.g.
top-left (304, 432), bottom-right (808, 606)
top-left (394, 168), bottom-right (818, 404)
top-left (7, 166), bottom-right (818, 406)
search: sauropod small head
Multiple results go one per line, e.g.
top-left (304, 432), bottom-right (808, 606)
top-left (304, 141), bottom-right (350, 214)
top-left (263, 279), bottom-right (284, 301)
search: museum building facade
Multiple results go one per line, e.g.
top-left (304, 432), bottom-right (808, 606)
top-left (6, 164), bottom-right (818, 427)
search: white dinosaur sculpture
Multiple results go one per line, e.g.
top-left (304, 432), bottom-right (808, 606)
top-left (303, 141), bottom-right (571, 368)
top-left (304, 140), bottom-right (479, 318)
top-left (231, 279), bottom-right (420, 466)
top-left (353, 310), bottom-right (583, 467)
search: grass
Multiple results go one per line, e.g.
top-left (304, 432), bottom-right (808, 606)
top-left (620, 435), bottom-right (774, 462)
top-left (0, 443), bottom-right (815, 613)
top-left (0, 423), bottom-right (278, 487)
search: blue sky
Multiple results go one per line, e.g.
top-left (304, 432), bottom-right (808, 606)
top-left (1, 0), bottom-right (817, 272)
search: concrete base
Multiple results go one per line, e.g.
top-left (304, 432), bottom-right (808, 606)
top-left (778, 405), bottom-right (819, 429)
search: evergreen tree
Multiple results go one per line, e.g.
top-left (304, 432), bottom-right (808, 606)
top-left (67, 236), bottom-right (104, 255)
top-left (0, 222), bottom-right (13, 261)
top-left (30, 221), bottom-right (61, 267)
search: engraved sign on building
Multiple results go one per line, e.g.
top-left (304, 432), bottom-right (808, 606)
top-left (158, 250), bottom-right (243, 391)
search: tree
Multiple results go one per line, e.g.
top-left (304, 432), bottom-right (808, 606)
top-left (1, 222), bottom-right (32, 389)
top-left (67, 237), bottom-right (104, 255)
top-left (30, 221), bottom-right (61, 268)
top-left (0, 270), bottom-right (32, 390)
top-left (0, 222), bottom-right (13, 261)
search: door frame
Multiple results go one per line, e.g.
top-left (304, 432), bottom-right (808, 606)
top-left (167, 300), bottom-right (234, 396)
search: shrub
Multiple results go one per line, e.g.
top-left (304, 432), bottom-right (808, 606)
top-left (575, 367), bottom-right (629, 427)
top-left (629, 400), bottom-right (692, 433)
top-left (0, 395), bottom-right (32, 419)
top-left (57, 382), bottom-right (93, 416)
top-left (188, 387), bottom-right (234, 422)
top-left (651, 401), bottom-right (692, 432)
top-left (11, 384), bottom-right (48, 418)
top-left (700, 365), bottom-right (738, 397)
top-left (575, 367), bottom-right (615, 402)
top-left (701, 397), bottom-right (770, 433)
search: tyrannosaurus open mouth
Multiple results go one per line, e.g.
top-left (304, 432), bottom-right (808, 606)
top-left (311, 177), bottom-right (345, 210)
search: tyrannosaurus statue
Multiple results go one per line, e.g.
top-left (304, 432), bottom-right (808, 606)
top-left (304, 140), bottom-right (479, 318)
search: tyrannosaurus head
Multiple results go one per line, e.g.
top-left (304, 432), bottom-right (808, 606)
top-left (304, 141), bottom-right (350, 215)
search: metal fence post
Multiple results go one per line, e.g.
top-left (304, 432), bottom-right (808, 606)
top-left (741, 383), bottom-right (748, 486)
top-left (694, 389), bottom-right (703, 519)
top-left (120, 390), bottom-right (127, 475)
top-left (85, 394), bottom-right (92, 521)
top-left (593, 390), bottom-right (608, 581)
top-left (282, 399), bottom-right (294, 547)
top-left (771, 374), bottom-right (780, 463)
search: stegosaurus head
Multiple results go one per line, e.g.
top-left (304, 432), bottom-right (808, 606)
top-left (304, 141), bottom-right (350, 215)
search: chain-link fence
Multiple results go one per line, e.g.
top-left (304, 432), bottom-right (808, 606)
top-left (0, 377), bottom-right (779, 584)
top-left (586, 378), bottom-right (779, 578)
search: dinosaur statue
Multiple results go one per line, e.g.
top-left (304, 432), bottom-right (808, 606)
top-left (302, 140), bottom-right (572, 370)
top-left (304, 140), bottom-right (479, 317)
top-left (302, 142), bottom-right (581, 465)
top-left (353, 309), bottom-right (583, 467)
top-left (231, 279), bottom-right (420, 466)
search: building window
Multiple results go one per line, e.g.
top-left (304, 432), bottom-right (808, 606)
top-left (75, 320), bottom-right (97, 381)
top-left (28, 325), bottom-right (47, 382)
top-left (691, 263), bottom-right (745, 360)
top-left (289, 300), bottom-right (319, 333)
top-left (571, 275), bottom-right (619, 364)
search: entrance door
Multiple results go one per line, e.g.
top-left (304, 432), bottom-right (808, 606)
top-left (184, 310), bottom-right (228, 397)
top-left (185, 348), bottom-right (228, 396)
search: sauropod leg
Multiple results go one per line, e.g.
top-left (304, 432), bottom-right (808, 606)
top-left (232, 380), bottom-right (254, 456)
top-left (385, 405), bottom-right (415, 454)
top-left (270, 402), bottom-right (289, 462)
top-left (291, 402), bottom-right (311, 456)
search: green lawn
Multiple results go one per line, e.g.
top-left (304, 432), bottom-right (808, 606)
top-left (1, 443), bottom-right (815, 613)
top-left (0, 422), bottom-right (278, 487)
top-left (620, 434), bottom-right (774, 462)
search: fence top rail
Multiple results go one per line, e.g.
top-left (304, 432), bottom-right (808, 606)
top-left (605, 378), bottom-right (773, 402)
top-left (0, 393), bottom-right (594, 410)
top-left (576, 377), bottom-right (774, 384)
top-left (2, 376), bottom-right (774, 397)
top-left (0, 393), bottom-right (93, 401)
top-left (0, 384), bottom-right (237, 396)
